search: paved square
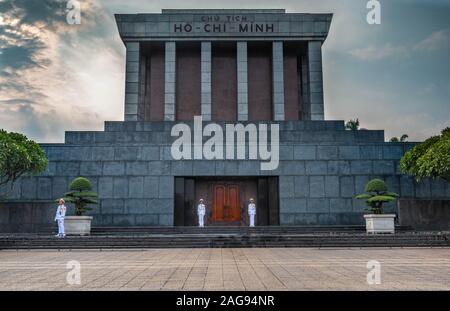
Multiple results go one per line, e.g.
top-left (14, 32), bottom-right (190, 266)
top-left (0, 248), bottom-right (448, 290)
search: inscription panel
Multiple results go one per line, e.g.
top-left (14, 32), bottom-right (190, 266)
top-left (116, 12), bottom-right (332, 39)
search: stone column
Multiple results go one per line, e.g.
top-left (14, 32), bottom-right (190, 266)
top-left (237, 42), bottom-right (248, 121)
top-left (301, 54), bottom-right (310, 120)
top-left (138, 52), bottom-right (146, 121)
top-left (201, 42), bottom-right (212, 121)
top-left (308, 41), bottom-right (324, 120)
top-left (164, 41), bottom-right (176, 121)
top-left (272, 41), bottom-right (285, 121)
top-left (124, 42), bottom-right (140, 121)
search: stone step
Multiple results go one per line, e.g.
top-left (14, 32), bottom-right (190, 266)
top-left (40, 143), bottom-right (411, 165)
top-left (36, 225), bottom-right (413, 235)
top-left (90, 225), bottom-right (411, 234)
top-left (1, 232), bottom-right (446, 249)
top-left (63, 129), bottom-right (385, 145)
top-left (104, 120), bottom-right (347, 132)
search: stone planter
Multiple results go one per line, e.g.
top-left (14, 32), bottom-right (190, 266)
top-left (64, 216), bottom-right (93, 236)
top-left (364, 214), bottom-right (396, 234)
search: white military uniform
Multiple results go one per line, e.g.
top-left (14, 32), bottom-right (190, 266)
top-left (54, 204), bottom-right (66, 237)
top-left (248, 202), bottom-right (256, 227)
top-left (197, 203), bottom-right (206, 227)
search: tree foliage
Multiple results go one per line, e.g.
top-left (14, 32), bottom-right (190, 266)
top-left (400, 128), bottom-right (450, 182)
top-left (61, 177), bottom-right (98, 216)
top-left (0, 129), bottom-right (48, 198)
top-left (355, 179), bottom-right (399, 214)
top-left (390, 134), bottom-right (408, 142)
top-left (345, 119), bottom-right (360, 131)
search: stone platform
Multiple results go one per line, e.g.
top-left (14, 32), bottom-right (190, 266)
top-left (1, 248), bottom-right (449, 290)
top-left (0, 227), bottom-right (448, 249)
top-left (2, 120), bottom-right (450, 231)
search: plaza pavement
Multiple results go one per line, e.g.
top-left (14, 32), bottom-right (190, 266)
top-left (0, 248), bottom-right (449, 290)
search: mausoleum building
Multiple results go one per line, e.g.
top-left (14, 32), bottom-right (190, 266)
top-left (1, 9), bottom-right (449, 231)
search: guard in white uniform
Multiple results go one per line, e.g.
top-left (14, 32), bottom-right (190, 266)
top-left (197, 198), bottom-right (206, 227)
top-left (248, 198), bottom-right (256, 227)
top-left (55, 198), bottom-right (67, 237)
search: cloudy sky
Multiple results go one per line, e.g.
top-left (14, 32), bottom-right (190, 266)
top-left (0, 0), bottom-right (449, 142)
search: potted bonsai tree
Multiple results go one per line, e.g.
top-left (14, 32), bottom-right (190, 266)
top-left (355, 178), bottom-right (399, 234)
top-left (61, 177), bottom-right (98, 235)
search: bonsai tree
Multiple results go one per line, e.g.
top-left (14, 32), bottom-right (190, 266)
top-left (390, 134), bottom-right (408, 143)
top-left (400, 127), bottom-right (450, 182)
top-left (355, 179), bottom-right (399, 214)
top-left (62, 177), bottom-right (98, 216)
top-left (0, 129), bottom-right (48, 198)
top-left (345, 119), bottom-right (360, 131)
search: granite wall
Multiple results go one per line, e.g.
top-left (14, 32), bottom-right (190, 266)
top-left (398, 199), bottom-right (450, 230)
top-left (1, 120), bottom-right (449, 232)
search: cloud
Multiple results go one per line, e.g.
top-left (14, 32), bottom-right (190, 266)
top-left (0, 0), bottom-right (65, 109)
top-left (349, 43), bottom-right (409, 61)
top-left (0, 0), bottom-right (124, 142)
top-left (0, 98), bottom-right (35, 105)
top-left (325, 71), bottom-right (450, 141)
top-left (415, 83), bottom-right (437, 96)
top-left (0, 0), bottom-right (449, 144)
top-left (0, 102), bottom-right (102, 142)
top-left (382, 113), bottom-right (450, 142)
top-left (414, 28), bottom-right (450, 51)
top-left (349, 28), bottom-right (450, 61)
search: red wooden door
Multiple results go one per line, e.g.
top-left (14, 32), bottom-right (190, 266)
top-left (213, 184), bottom-right (240, 222)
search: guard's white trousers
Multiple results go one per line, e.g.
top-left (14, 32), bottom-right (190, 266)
top-left (57, 219), bottom-right (65, 235)
top-left (249, 214), bottom-right (255, 227)
top-left (198, 214), bottom-right (205, 227)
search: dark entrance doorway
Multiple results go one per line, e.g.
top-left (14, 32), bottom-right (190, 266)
top-left (213, 184), bottom-right (240, 224)
top-left (197, 177), bottom-right (254, 226)
top-left (174, 176), bottom-right (279, 226)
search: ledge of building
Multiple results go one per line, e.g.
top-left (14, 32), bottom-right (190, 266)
top-left (161, 9), bottom-right (287, 14)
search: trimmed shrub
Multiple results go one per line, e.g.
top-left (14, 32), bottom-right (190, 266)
top-left (61, 177), bottom-right (98, 216)
top-left (355, 179), bottom-right (398, 214)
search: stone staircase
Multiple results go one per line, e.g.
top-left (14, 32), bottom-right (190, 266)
top-left (63, 120), bottom-right (386, 145)
top-left (90, 225), bottom-right (369, 235)
top-left (0, 226), bottom-right (448, 249)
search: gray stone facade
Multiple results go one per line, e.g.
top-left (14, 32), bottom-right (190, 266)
top-left (1, 9), bottom-right (449, 231)
top-left (117, 9), bottom-right (331, 121)
top-left (124, 42), bottom-right (140, 121)
top-left (308, 41), bottom-right (324, 120)
top-left (201, 42), bottom-right (212, 121)
top-left (164, 41), bottom-right (176, 121)
top-left (115, 10), bottom-right (332, 40)
top-left (237, 41), bottom-right (248, 121)
top-left (272, 41), bottom-right (285, 121)
top-left (2, 120), bottom-right (449, 229)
